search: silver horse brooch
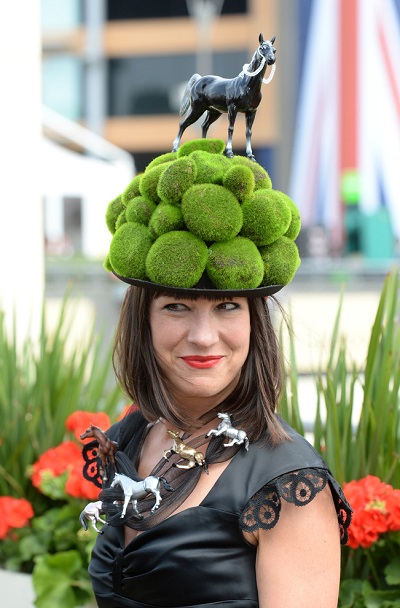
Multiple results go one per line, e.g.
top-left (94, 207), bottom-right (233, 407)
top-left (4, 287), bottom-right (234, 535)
top-left (206, 413), bottom-right (249, 451)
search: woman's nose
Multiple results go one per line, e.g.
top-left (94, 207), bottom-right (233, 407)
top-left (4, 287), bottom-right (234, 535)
top-left (186, 313), bottom-right (219, 347)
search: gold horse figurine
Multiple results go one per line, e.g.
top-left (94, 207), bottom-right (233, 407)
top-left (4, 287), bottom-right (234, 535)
top-left (164, 430), bottom-right (209, 474)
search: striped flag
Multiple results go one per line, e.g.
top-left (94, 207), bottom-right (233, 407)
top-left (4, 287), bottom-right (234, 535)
top-left (289, 0), bottom-right (400, 249)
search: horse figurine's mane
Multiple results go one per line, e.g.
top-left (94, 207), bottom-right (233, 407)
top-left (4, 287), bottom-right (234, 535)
top-left (172, 33), bottom-right (276, 161)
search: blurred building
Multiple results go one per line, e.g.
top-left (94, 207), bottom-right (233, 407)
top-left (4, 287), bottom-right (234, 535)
top-left (41, 0), bottom-right (281, 173)
top-left (41, 0), bottom-right (400, 263)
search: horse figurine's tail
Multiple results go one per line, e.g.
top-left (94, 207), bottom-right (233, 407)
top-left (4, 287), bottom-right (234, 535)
top-left (159, 476), bottom-right (174, 492)
top-left (180, 73), bottom-right (201, 116)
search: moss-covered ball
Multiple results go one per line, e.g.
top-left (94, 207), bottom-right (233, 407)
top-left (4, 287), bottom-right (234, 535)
top-left (241, 190), bottom-right (292, 246)
top-left (259, 237), bottom-right (301, 286)
top-left (149, 203), bottom-right (185, 238)
top-left (178, 138), bottom-right (225, 157)
top-left (182, 184), bottom-right (243, 242)
top-left (146, 151), bottom-right (178, 171)
top-left (122, 174), bottom-right (142, 205)
top-left (145, 231), bottom-right (208, 288)
top-left (125, 196), bottom-right (156, 226)
top-left (277, 191), bottom-right (302, 240)
top-left (157, 157), bottom-right (197, 204)
top-left (105, 195), bottom-right (124, 234)
top-left (223, 165), bottom-right (255, 202)
top-left (109, 222), bottom-right (153, 279)
top-left (139, 162), bottom-right (173, 203)
top-left (190, 150), bottom-right (230, 185)
top-left (207, 237), bottom-right (264, 289)
top-left (115, 209), bottom-right (127, 230)
top-left (230, 156), bottom-right (272, 190)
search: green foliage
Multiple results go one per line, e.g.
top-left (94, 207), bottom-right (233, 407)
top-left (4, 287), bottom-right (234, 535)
top-left (280, 269), bottom-right (400, 606)
top-left (0, 299), bottom-right (124, 504)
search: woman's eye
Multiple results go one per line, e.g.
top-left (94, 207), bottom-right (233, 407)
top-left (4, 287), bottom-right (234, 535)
top-left (217, 302), bottom-right (239, 311)
top-left (164, 303), bottom-right (188, 312)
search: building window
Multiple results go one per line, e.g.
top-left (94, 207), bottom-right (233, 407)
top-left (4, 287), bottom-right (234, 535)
top-left (106, 0), bottom-right (247, 20)
top-left (107, 51), bottom-right (248, 117)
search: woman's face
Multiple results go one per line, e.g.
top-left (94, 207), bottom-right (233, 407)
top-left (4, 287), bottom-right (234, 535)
top-left (149, 296), bottom-right (251, 412)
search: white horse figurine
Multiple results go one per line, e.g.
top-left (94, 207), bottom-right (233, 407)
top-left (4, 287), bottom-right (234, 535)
top-left (110, 472), bottom-right (173, 519)
top-left (206, 413), bottom-right (249, 451)
top-left (79, 500), bottom-right (107, 534)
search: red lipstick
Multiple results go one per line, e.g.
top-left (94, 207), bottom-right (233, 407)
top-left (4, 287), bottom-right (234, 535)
top-left (181, 356), bottom-right (223, 369)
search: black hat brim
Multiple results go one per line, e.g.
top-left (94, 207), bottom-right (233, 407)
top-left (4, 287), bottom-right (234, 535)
top-left (112, 272), bottom-right (283, 298)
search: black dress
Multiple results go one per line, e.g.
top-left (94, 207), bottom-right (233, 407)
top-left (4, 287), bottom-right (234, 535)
top-left (84, 412), bottom-right (351, 608)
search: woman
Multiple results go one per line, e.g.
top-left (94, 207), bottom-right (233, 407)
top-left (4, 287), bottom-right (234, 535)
top-left (82, 139), bottom-right (351, 608)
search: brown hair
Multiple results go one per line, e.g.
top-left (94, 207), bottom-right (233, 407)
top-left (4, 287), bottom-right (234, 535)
top-left (112, 286), bottom-right (288, 445)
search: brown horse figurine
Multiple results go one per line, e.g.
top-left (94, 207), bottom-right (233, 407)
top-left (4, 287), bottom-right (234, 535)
top-left (164, 430), bottom-right (209, 474)
top-left (80, 424), bottom-right (118, 479)
top-left (172, 33), bottom-right (276, 161)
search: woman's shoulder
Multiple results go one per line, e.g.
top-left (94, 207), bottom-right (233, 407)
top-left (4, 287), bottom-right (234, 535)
top-left (241, 416), bottom-right (328, 492)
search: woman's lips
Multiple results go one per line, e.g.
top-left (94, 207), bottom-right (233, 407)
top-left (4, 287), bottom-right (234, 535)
top-left (180, 356), bottom-right (224, 369)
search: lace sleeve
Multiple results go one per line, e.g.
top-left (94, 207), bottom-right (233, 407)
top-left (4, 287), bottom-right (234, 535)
top-left (239, 467), bottom-right (352, 545)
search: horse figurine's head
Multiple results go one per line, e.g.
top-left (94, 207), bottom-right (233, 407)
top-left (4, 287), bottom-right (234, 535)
top-left (217, 412), bottom-right (231, 422)
top-left (258, 33), bottom-right (276, 66)
top-left (167, 429), bottom-right (180, 440)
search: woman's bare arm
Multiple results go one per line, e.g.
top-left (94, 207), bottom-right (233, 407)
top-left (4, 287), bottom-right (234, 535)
top-left (251, 485), bottom-right (341, 608)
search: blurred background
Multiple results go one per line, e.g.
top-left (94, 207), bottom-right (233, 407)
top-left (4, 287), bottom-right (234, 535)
top-left (1, 0), bottom-right (400, 371)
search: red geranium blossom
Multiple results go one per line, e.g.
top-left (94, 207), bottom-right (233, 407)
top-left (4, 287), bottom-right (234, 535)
top-left (344, 475), bottom-right (400, 549)
top-left (0, 497), bottom-right (34, 540)
top-left (31, 441), bottom-right (82, 489)
top-left (66, 410), bottom-right (111, 442)
top-left (65, 459), bottom-right (100, 500)
top-left (31, 439), bottom-right (100, 500)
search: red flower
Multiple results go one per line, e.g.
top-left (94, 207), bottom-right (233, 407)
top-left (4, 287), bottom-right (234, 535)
top-left (0, 497), bottom-right (34, 539)
top-left (31, 441), bottom-right (82, 489)
top-left (66, 411), bottom-right (111, 442)
top-left (344, 475), bottom-right (400, 549)
top-left (65, 459), bottom-right (99, 500)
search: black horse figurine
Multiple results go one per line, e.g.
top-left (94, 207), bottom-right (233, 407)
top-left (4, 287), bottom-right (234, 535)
top-left (172, 33), bottom-right (276, 161)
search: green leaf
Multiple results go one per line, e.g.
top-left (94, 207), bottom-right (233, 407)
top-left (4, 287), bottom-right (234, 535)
top-left (384, 557), bottom-right (400, 586)
top-left (33, 550), bottom-right (92, 608)
top-left (364, 589), bottom-right (400, 608)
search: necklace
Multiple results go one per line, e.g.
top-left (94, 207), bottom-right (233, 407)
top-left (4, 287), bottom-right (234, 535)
top-left (98, 409), bottom-right (243, 531)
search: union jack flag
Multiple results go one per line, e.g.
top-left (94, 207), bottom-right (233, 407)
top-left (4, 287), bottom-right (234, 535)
top-left (288, 0), bottom-right (400, 251)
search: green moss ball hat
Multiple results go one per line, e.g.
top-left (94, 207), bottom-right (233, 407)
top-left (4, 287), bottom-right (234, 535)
top-left (105, 139), bottom-right (301, 297)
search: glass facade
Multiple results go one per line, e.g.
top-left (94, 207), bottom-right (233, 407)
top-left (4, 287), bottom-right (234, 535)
top-left (41, 0), bottom-right (82, 29)
top-left (108, 51), bottom-right (248, 116)
top-left (42, 56), bottom-right (83, 120)
top-left (107, 0), bottom-right (247, 20)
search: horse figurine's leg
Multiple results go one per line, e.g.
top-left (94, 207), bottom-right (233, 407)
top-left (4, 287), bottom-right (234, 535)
top-left (163, 447), bottom-right (175, 460)
top-left (173, 459), bottom-right (197, 470)
top-left (225, 104), bottom-right (238, 158)
top-left (150, 488), bottom-right (162, 513)
top-left (245, 111), bottom-right (257, 161)
top-left (172, 103), bottom-right (207, 152)
top-left (121, 492), bottom-right (132, 518)
top-left (131, 499), bottom-right (142, 518)
top-left (201, 109), bottom-right (222, 138)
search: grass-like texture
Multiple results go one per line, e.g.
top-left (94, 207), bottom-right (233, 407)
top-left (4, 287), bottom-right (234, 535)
top-left (146, 231), bottom-right (209, 288)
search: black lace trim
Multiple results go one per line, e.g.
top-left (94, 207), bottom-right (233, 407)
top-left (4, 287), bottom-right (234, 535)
top-left (239, 468), bottom-right (352, 545)
top-left (82, 440), bottom-right (103, 489)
